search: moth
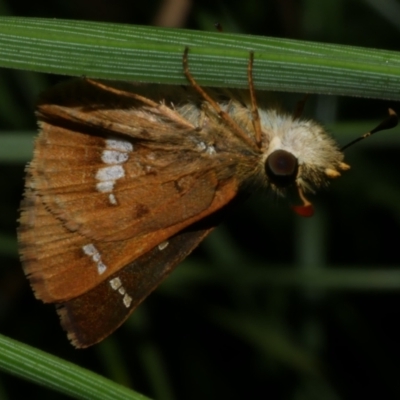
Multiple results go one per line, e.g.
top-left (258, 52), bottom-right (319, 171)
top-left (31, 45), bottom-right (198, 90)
top-left (18, 48), bottom-right (397, 348)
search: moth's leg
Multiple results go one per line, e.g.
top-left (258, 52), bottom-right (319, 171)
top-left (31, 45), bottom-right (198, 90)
top-left (247, 52), bottom-right (262, 148)
top-left (182, 47), bottom-right (260, 152)
top-left (292, 94), bottom-right (309, 120)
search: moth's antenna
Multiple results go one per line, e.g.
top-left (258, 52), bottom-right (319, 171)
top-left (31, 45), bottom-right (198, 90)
top-left (341, 108), bottom-right (398, 151)
top-left (248, 51), bottom-right (262, 147)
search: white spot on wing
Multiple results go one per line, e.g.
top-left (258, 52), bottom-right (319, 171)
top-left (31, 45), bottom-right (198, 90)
top-left (96, 181), bottom-right (115, 193)
top-left (82, 244), bottom-right (97, 256)
top-left (105, 139), bottom-right (133, 152)
top-left (95, 138), bottom-right (133, 205)
top-left (97, 262), bottom-right (107, 275)
top-left (108, 193), bottom-right (117, 205)
top-left (96, 165), bottom-right (125, 181)
top-left (92, 252), bottom-right (101, 263)
top-left (82, 244), bottom-right (107, 275)
top-left (102, 150), bottom-right (129, 164)
top-left (118, 286), bottom-right (126, 295)
top-left (158, 241), bottom-right (169, 251)
top-left (206, 145), bottom-right (216, 155)
top-left (123, 294), bottom-right (132, 308)
top-left (109, 277), bottom-right (122, 290)
top-left (109, 276), bottom-right (132, 308)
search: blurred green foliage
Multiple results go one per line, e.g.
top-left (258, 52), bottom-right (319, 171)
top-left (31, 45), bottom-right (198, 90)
top-left (1, 1), bottom-right (400, 400)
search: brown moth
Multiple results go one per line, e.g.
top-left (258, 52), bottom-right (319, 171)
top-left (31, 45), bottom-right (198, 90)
top-left (18, 48), bottom-right (394, 348)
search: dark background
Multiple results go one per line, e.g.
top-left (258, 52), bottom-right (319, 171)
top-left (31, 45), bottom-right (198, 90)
top-left (1, 0), bottom-right (400, 399)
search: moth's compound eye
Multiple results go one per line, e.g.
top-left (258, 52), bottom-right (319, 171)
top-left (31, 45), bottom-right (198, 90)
top-left (265, 149), bottom-right (298, 187)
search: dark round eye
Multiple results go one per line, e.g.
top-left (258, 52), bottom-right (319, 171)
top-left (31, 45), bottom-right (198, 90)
top-left (265, 149), bottom-right (299, 187)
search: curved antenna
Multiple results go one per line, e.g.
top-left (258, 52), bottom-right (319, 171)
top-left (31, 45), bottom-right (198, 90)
top-left (341, 108), bottom-right (398, 151)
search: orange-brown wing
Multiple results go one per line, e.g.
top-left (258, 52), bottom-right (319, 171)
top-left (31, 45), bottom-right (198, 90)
top-left (31, 79), bottom-right (239, 242)
top-left (19, 79), bottom-right (242, 304)
top-left (30, 123), bottom-right (226, 242)
top-left (19, 170), bottom-right (238, 302)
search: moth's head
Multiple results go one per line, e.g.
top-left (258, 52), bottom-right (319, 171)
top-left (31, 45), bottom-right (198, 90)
top-left (264, 146), bottom-right (349, 217)
top-left (259, 111), bottom-right (348, 216)
top-left (259, 108), bottom-right (398, 217)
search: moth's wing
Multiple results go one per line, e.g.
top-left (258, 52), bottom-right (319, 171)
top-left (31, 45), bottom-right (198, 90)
top-left (37, 79), bottom-right (200, 146)
top-left (31, 79), bottom-right (244, 242)
top-left (18, 172), bottom-right (238, 302)
top-left (58, 218), bottom-right (218, 348)
top-left (30, 123), bottom-right (228, 242)
top-left (19, 79), bottom-right (247, 302)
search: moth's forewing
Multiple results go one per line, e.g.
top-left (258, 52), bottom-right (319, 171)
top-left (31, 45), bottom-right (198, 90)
top-left (18, 79), bottom-right (242, 308)
top-left (29, 118), bottom-right (223, 242)
top-left (19, 161), bottom-right (238, 303)
top-left (34, 80), bottom-right (234, 243)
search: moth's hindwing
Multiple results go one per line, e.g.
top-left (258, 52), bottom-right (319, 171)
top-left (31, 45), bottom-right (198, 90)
top-left (58, 224), bottom-right (215, 348)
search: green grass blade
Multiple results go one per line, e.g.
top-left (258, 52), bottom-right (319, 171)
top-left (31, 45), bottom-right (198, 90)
top-left (0, 132), bottom-right (35, 163)
top-left (0, 16), bottom-right (400, 99)
top-left (0, 334), bottom-right (151, 400)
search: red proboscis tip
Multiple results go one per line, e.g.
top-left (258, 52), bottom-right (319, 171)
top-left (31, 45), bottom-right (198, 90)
top-left (291, 204), bottom-right (314, 217)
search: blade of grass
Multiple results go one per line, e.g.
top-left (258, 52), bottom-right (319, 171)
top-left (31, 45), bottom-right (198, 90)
top-left (0, 17), bottom-right (400, 99)
top-left (0, 334), bottom-right (151, 400)
top-left (0, 132), bottom-right (35, 163)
